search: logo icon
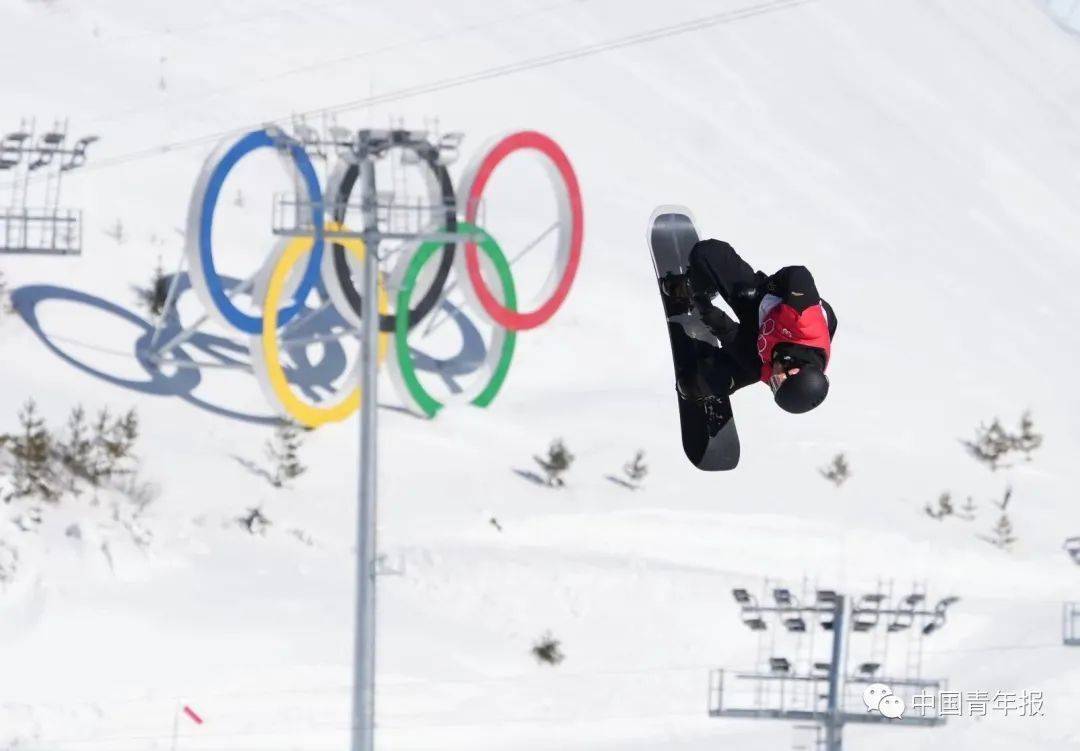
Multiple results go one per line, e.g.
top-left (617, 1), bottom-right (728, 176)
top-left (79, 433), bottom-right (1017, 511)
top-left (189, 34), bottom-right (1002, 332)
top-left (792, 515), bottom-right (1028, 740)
top-left (863, 683), bottom-right (905, 719)
top-left (863, 683), bottom-right (892, 712)
top-left (879, 694), bottom-right (906, 719)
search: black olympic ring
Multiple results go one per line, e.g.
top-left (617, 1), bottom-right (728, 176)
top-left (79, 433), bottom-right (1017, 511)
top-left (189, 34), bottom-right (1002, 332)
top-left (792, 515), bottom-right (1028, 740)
top-left (332, 130), bottom-right (457, 333)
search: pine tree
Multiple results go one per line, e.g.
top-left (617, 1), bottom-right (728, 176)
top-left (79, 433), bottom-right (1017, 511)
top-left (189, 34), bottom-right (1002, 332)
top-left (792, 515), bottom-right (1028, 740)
top-left (60, 405), bottom-right (93, 485)
top-left (105, 218), bottom-right (126, 245)
top-left (623, 450), bottom-right (648, 485)
top-left (134, 256), bottom-right (170, 317)
top-left (962, 413), bottom-right (1043, 470)
top-left (88, 407), bottom-right (138, 482)
top-left (266, 421), bottom-right (306, 487)
top-left (9, 400), bottom-right (58, 501)
top-left (0, 540), bottom-right (18, 584)
top-left (963, 418), bottom-right (1013, 470)
top-left (819, 453), bottom-right (851, 487)
top-left (112, 408), bottom-right (139, 464)
top-left (534, 438), bottom-right (574, 487)
top-left (980, 487), bottom-right (1017, 550)
top-left (986, 513), bottom-right (1018, 550)
top-left (239, 506), bottom-right (272, 535)
top-left (924, 492), bottom-right (954, 520)
top-left (1011, 411), bottom-right (1043, 460)
top-left (956, 496), bottom-right (977, 522)
top-left (531, 632), bottom-right (565, 666)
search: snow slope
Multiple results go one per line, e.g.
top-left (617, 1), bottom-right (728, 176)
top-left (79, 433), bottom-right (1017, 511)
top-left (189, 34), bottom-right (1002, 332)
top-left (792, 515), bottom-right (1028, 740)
top-left (3, 0), bottom-right (1080, 748)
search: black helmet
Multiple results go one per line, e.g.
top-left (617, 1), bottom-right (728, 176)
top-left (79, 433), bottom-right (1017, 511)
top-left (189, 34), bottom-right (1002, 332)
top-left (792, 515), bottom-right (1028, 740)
top-left (774, 367), bottom-right (829, 414)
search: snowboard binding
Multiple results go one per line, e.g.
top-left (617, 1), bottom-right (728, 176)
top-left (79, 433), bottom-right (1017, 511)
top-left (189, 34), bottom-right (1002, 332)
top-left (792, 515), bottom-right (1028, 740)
top-left (659, 271), bottom-right (694, 314)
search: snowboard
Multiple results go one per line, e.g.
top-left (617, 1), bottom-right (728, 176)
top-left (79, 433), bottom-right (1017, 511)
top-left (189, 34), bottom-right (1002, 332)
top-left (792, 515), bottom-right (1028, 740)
top-left (647, 206), bottom-right (740, 471)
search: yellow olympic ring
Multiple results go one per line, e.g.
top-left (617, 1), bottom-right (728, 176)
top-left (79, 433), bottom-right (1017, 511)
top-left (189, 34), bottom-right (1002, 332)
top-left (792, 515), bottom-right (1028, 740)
top-left (259, 226), bottom-right (389, 427)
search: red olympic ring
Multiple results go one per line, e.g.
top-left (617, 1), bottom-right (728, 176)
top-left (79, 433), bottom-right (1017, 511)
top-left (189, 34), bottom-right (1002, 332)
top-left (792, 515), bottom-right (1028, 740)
top-left (462, 131), bottom-right (584, 331)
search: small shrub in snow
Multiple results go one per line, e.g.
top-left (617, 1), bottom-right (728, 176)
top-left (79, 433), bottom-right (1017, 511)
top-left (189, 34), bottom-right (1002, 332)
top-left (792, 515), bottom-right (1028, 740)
top-left (59, 405), bottom-right (92, 482)
top-left (132, 256), bottom-right (170, 317)
top-left (819, 453), bottom-right (850, 487)
top-left (983, 514), bottom-right (1017, 551)
top-left (104, 218), bottom-right (126, 244)
top-left (534, 438), bottom-right (574, 488)
top-left (1011, 411), bottom-right (1043, 460)
top-left (6, 400), bottom-right (59, 502)
top-left (0, 539), bottom-right (18, 584)
top-left (1, 401), bottom-right (152, 543)
top-left (962, 412), bottom-right (1043, 471)
top-left (532, 632), bottom-right (565, 666)
top-left (265, 421), bottom-right (306, 488)
top-left (956, 495), bottom-right (977, 521)
top-left (979, 487), bottom-right (1017, 551)
top-left (623, 450), bottom-right (648, 486)
top-left (96, 407), bottom-right (139, 475)
top-left (924, 492), bottom-right (977, 523)
top-left (59, 405), bottom-right (139, 485)
top-left (238, 507), bottom-right (272, 536)
top-left (289, 528), bottom-right (314, 547)
top-left (924, 492), bottom-right (954, 521)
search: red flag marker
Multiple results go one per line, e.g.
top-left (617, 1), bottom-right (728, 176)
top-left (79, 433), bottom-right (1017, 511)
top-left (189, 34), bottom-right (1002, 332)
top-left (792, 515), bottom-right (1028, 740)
top-left (182, 705), bottom-right (204, 725)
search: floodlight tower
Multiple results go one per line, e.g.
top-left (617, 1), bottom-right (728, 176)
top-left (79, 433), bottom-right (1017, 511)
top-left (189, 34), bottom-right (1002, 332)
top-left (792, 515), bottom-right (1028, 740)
top-left (709, 581), bottom-right (959, 751)
top-left (0, 118), bottom-right (98, 255)
top-left (1061, 537), bottom-right (1080, 645)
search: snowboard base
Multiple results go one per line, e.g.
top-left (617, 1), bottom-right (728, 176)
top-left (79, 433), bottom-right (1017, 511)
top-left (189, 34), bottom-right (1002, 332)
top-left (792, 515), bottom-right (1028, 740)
top-left (647, 207), bottom-right (740, 471)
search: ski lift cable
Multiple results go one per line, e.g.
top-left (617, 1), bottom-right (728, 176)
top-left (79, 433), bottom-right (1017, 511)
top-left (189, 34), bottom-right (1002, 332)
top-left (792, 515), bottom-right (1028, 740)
top-left (79, 0), bottom-right (599, 132)
top-left (0, 0), bottom-right (816, 191)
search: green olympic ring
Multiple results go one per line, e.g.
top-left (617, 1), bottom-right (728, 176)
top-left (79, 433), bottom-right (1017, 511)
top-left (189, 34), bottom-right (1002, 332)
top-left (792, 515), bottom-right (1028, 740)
top-left (394, 223), bottom-right (516, 418)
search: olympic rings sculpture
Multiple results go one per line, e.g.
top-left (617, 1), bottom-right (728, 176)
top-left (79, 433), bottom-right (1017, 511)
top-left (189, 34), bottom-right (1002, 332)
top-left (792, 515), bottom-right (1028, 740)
top-left (182, 126), bottom-right (583, 427)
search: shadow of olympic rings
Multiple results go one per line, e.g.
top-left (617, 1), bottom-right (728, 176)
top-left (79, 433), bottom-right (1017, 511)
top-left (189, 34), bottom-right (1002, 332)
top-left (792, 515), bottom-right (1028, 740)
top-left (11, 273), bottom-right (491, 424)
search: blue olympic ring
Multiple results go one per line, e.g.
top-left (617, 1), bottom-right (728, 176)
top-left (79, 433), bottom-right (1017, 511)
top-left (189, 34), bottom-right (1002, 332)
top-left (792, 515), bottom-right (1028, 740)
top-left (199, 128), bottom-right (325, 333)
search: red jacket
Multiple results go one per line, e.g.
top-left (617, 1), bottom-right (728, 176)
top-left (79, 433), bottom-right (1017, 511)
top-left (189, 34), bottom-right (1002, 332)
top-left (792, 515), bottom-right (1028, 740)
top-left (756, 294), bottom-right (833, 383)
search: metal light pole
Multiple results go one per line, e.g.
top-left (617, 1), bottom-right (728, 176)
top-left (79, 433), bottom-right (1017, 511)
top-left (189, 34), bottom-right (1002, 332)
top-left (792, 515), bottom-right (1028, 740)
top-left (351, 155), bottom-right (379, 751)
top-left (824, 595), bottom-right (845, 751)
top-left (238, 124), bottom-right (473, 751)
top-left (255, 126), bottom-right (473, 751)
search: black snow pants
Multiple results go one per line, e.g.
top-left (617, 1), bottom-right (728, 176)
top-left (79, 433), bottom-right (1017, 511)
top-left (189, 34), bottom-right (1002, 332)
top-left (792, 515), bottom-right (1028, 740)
top-left (681, 240), bottom-right (767, 398)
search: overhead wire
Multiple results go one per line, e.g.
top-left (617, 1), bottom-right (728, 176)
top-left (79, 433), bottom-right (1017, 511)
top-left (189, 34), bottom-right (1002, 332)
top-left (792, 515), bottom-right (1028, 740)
top-left (79, 0), bottom-right (599, 130)
top-left (0, 0), bottom-right (815, 191)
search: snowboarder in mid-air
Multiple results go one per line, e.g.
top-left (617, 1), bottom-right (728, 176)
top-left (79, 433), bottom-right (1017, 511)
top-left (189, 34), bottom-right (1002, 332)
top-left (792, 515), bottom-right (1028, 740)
top-left (662, 238), bottom-right (837, 413)
top-left (646, 206), bottom-right (836, 471)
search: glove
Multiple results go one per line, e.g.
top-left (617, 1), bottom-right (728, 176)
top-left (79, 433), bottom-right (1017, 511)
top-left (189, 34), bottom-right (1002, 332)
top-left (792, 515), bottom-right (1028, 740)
top-left (734, 272), bottom-right (768, 304)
